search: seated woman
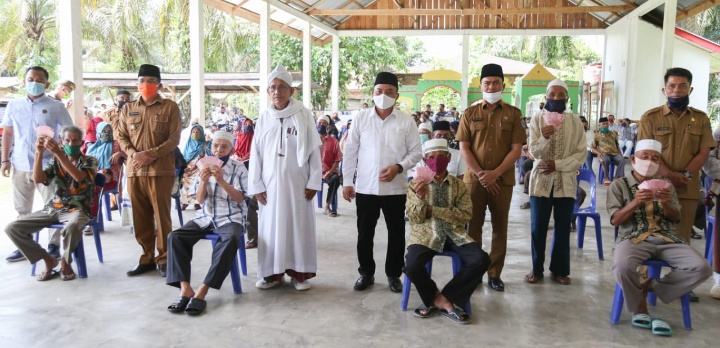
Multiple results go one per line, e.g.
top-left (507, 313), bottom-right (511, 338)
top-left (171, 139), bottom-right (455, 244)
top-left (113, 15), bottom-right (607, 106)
top-left (86, 122), bottom-right (125, 191)
top-left (179, 124), bottom-right (207, 210)
top-left (607, 139), bottom-right (711, 336)
top-left (165, 131), bottom-right (248, 316)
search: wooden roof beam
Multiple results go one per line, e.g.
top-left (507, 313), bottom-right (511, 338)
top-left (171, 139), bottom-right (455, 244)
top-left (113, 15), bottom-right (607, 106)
top-left (677, 0), bottom-right (720, 21)
top-left (310, 5), bottom-right (636, 15)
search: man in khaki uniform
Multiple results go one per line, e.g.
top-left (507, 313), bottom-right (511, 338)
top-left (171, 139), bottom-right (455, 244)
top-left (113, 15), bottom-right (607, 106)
top-left (103, 90), bottom-right (132, 140)
top-left (637, 67), bottom-right (714, 244)
top-left (456, 64), bottom-right (525, 292)
top-left (118, 64), bottom-right (181, 277)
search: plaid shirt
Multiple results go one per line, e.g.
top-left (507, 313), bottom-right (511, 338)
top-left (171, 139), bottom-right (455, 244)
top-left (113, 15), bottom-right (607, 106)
top-left (190, 158), bottom-right (248, 229)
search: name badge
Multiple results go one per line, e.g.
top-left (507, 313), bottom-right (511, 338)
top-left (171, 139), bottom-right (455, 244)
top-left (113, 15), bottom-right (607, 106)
top-left (657, 127), bottom-right (670, 131)
top-left (472, 118), bottom-right (483, 122)
top-left (129, 112), bottom-right (140, 116)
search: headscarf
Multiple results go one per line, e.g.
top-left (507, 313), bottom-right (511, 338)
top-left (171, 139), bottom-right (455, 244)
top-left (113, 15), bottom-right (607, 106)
top-left (86, 122), bottom-right (114, 170)
top-left (183, 124), bottom-right (206, 163)
top-left (234, 119), bottom-right (254, 159)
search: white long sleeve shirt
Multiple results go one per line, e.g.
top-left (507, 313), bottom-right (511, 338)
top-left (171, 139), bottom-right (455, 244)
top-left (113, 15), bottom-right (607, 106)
top-left (342, 107), bottom-right (422, 196)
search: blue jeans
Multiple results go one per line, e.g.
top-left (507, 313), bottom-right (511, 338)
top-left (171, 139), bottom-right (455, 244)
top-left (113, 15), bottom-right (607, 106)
top-left (530, 193), bottom-right (575, 277)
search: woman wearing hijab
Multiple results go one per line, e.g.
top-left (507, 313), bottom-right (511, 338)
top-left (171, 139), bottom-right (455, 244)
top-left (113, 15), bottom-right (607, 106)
top-left (179, 124), bottom-right (207, 210)
top-left (86, 122), bottom-right (125, 191)
top-left (233, 118), bottom-right (254, 168)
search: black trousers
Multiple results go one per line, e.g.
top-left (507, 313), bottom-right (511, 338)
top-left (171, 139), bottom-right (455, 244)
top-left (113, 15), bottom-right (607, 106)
top-left (325, 173), bottom-right (341, 209)
top-left (166, 221), bottom-right (242, 289)
top-left (246, 197), bottom-right (259, 241)
top-left (356, 193), bottom-right (406, 278)
top-left (405, 241), bottom-right (489, 308)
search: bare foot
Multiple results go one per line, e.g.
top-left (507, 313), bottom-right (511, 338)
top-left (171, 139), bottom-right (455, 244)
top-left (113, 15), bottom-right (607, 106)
top-left (432, 292), bottom-right (455, 313)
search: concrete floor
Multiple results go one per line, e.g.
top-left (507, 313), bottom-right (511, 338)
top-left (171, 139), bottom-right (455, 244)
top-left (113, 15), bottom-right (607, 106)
top-left (0, 167), bottom-right (718, 348)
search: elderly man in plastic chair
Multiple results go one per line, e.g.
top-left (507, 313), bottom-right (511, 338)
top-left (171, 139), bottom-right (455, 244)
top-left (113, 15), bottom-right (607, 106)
top-left (405, 139), bottom-right (489, 325)
top-left (5, 125), bottom-right (98, 281)
top-left (165, 131), bottom-right (248, 316)
top-left (607, 139), bottom-right (711, 336)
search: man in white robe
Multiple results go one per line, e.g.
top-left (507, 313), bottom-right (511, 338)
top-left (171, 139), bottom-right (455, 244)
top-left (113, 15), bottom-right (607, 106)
top-left (248, 64), bottom-right (322, 291)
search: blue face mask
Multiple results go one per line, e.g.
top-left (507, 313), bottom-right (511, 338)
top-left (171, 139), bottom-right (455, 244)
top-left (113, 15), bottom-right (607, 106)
top-left (316, 125), bottom-right (327, 135)
top-left (26, 81), bottom-right (46, 97)
top-left (544, 99), bottom-right (567, 113)
top-left (667, 95), bottom-right (690, 110)
top-left (242, 125), bottom-right (254, 133)
top-left (219, 154), bottom-right (231, 166)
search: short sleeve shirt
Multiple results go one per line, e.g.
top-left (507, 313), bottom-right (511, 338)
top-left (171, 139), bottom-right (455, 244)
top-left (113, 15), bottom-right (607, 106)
top-left (320, 135), bottom-right (342, 173)
top-left (42, 154), bottom-right (98, 216)
top-left (455, 100), bottom-right (526, 185)
top-left (637, 104), bottom-right (715, 199)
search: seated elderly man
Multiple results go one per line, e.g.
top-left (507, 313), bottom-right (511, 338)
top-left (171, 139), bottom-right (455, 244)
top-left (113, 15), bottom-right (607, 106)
top-left (5, 125), bottom-right (98, 281)
top-left (405, 139), bottom-right (490, 325)
top-left (607, 139), bottom-right (711, 335)
top-left (165, 131), bottom-right (248, 316)
top-left (592, 116), bottom-right (625, 186)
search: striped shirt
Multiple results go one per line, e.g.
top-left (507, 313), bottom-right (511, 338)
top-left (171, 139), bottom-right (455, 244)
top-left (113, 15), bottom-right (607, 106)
top-left (189, 158), bottom-right (248, 229)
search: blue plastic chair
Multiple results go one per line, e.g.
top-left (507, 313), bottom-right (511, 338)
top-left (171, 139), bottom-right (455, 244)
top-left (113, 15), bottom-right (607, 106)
top-left (574, 169), bottom-right (604, 260)
top-left (203, 231), bottom-right (248, 294)
top-left (704, 176), bottom-right (715, 266)
top-left (171, 168), bottom-right (185, 227)
top-left (31, 173), bottom-right (106, 278)
top-left (102, 187), bottom-right (120, 222)
top-left (316, 178), bottom-right (338, 212)
top-left (598, 162), bottom-right (616, 184)
top-left (610, 259), bottom-right (692, 330)
top-left (400, 251), bottom-right (472, 314)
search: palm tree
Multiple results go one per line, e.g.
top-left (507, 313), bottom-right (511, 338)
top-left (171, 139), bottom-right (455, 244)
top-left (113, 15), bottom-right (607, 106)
top-left (0, 0), bottom-right (58, 78)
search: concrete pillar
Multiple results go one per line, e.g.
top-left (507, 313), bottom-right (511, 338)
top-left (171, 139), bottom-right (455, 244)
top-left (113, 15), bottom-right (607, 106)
top-left (461, 34), bottom-right (470, 112)
top-left (331, 35), bottom-right (340, 113)
top-left (303, 21), bottom-right (312, 110)
top-left (189, 0), bottom-right (205, 126)
top-left (58, 0), bottom-right (84, 127)
top-left (259, 2), bottom-right (271, 111)
top-left (660, 0), bottom-right (677, 102)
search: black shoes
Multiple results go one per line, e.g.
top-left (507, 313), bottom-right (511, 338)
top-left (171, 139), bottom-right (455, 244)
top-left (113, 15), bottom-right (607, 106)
top-left (127, 263), bottom-right (157, 276)
top-left (157, 264), bottom-right (167, 277)
top-left (488, 277), bottom-right (505, 292)
top-left (388, 277), bottom-right (403, 293)
top-left (354, 275), bottom-right (375, 291)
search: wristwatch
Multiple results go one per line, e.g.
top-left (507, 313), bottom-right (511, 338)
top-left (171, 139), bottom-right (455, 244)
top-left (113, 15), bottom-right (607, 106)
top-left (396, 164), bottom-right (404, 174)
top-left (681, 170), bottom-right (691, 179)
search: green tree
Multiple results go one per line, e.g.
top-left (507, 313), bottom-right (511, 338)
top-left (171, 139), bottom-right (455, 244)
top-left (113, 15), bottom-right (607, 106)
top-left (421, 87), bottom-right (460, 111)
top-left (0, 0), bottom-right (59, 79)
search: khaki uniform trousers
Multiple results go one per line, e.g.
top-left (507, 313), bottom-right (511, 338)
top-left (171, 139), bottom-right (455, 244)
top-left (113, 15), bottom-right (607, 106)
top-left (128, 176), bottom-right (174, 265)
top-left (677, 198), bottom-right (698, 243)
top-left (466, 182), bottom-right (513, 278)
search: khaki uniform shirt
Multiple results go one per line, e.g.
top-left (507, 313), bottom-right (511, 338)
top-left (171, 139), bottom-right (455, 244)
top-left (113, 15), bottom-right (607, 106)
top-left (637, 104), bottom-right (715, 199)
top-left (406, 174), bottom-right (474, 252)
top-left (117, 96), bottom-right (181, 177)
top-left (455, 100), bottom-right (526, 186)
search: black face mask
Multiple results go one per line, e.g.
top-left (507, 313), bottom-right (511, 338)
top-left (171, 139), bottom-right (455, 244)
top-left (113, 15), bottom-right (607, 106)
top-left (667, 95), bottom-right (690, 110)
top-left (544, 99), bottom-right (567, 113)
top-left (117, 101), bottom-right (127, 110)
top-left (219, 154), bottom-right (231, 166)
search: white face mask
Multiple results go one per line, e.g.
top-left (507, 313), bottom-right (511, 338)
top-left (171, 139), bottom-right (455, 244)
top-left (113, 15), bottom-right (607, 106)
top-left (483, 91), bottom-right (502, 104)
top-left (633, 158), bottom-right (659, 177)
top-left (373, 94), bottom-right (396, 110)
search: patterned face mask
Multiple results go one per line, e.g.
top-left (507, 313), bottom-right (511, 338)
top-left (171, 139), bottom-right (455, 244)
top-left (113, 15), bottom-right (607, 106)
top-left (100, 132), bottom-right (113, 143)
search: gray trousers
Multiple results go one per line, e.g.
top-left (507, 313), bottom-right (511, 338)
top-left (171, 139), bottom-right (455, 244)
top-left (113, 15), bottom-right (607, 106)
top-left (601, 154), bottom-right (625, 179)
top-left (613, 236), bottom-right (712, 313)
top-left (12, 170), bottom-right (61, 245)
top-left (5, 210), bottom-right (90, 265)
top-left (166, 221), bottom-right (242, 290)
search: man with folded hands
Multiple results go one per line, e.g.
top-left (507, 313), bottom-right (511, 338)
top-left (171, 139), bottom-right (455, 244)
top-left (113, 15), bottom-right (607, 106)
top-left (405, 139), bottom-right (489, 325)
top-left (607, 139), bottom-right (711, 335)
top-left (166, 131), bottom-right (248, 316)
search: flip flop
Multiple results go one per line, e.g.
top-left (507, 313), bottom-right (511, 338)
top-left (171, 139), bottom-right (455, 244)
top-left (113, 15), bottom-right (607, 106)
top-left (167, 296), bottom-right (191, 313)
top-left (631, 313), bottom-right (652, 329)
top-left (439, 307), bottom-right (470, 324)
top-left (185, 298), bottom-right (207, 316)
top-left (651, 318), bottom-right (672, 336)
top-left (550, 273), bottom-right (571, 285)
top-left (37, 270), bottom-right (60, 281)
top-left (61, 269), bottom-right (77, 281)
top-left (413, 305), bottom-right (438, 318)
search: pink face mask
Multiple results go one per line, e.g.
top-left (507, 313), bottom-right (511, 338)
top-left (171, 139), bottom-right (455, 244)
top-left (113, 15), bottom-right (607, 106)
top-left (633, 158), bottom-right (659, 177)
top-left (424, 156), bottom-right (451, 174)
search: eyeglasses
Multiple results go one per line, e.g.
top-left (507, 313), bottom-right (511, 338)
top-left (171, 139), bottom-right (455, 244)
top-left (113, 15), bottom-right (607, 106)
top-left (268, 85), bottom-right (290, 93)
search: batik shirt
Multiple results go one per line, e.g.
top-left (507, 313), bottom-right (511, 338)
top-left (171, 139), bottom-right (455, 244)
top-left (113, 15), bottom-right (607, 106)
top-left (42, 154), bottom-right (98, 216)
top-left (406, 174), bottom-right (474, 252)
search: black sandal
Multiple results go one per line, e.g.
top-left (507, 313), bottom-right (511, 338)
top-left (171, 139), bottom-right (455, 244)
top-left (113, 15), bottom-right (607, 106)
top-left (439, 307), bottom-right (470, 324)
top-left (167, 296), bottom-right (191, 313)
top-left (413, 305), bottom-right (438, 318)
top-left (184, 297), bottom-right (207, 316)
